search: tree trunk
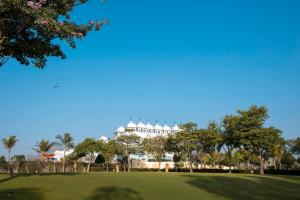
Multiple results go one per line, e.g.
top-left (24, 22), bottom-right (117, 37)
top-left (189, 161), bottom-right (193, 173)
top-left (8, 149), bottom-right (13, 176)
top-left (87, 161), bottom-right (91, 173)
top-left (158, 161), bottom-right (161, 172)
top-left (229, 166), bottom-right (232, 173)
top-left (127, 156), bottom-right (131, 172)
top-left (8, 149), bottom-right (11, 165)
top-left (74, 161), bottom-right (77, 173)
top-left (188, 151), bottom-right (193, 173)
top-left (54, 162), bottom-right (56, 173)
top-left (63, 147), bottom-right (66, 173)
top-left (106, 163), bottom-right (109, 172)
top-left (25, 161), bottom-right (30, 173)
top-left (87, 153), bottom-right (93, 173)
top-left (259, 158), bottom-right (264, 175)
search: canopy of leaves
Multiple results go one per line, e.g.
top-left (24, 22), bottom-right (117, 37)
top-left (142, 136), bottom-right (166, 162)
top-left (116, 134), bottom-right (141, 154)
top-left (291, 137), bottom-right (300, 155)
top-left (73, 138), bottom-right (103, 157)
top-left (11, 154), bottom-right (26, 162)
top-left (56, 133), bottom-right (74, 149)
top-left (0, 0), bottom-right (108, 67)
top-left (2, 135), bottom-right (18, 150)
top-left (32, 139), bottom-right (55, 153)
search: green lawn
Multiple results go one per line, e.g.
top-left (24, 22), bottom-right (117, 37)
top-left (0, 172), bottom-right (299, 200)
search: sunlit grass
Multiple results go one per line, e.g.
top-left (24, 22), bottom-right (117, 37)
top-left (0, 172), bottom-right (299, 200)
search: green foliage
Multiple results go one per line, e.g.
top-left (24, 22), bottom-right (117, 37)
top-left (74, 138), bottom-right (103, 156)
top-left (2, 135), bottom-right (18, 150)
top-left (102, 140), bottom-right (118, 164)
top-left (0, 0), bottom-right (108, 67)
top-left (11, 154), bottom-right (26, 162)
top-left (142, 136), bottom-right (166, 163)
top-left (0, 155), bottom-right (5, 162)
top-left (2, 135), bottom-right (18, 163)
top-left (291, 137), bottom-right (300, 155)
top-left (197, 121), bottom-right (222, 155)
top-left (32, 139), bottom-right (55, 153)
top-left (116, 134), bottom-right (141, 154)
top-left (56, 133), bottom-right (74, 150)
top-left (281, 149), bottom-right (295, 169)
top-left (220, 105), bottom-right (282, 173)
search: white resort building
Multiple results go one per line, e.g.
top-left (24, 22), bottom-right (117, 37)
top-left (115, 121), bottom-right (181, 166)
top-left (115, 121), bottom-right (181, 138)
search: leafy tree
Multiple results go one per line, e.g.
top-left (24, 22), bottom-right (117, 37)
top-left (221, 105), bottom-right (282, 174)
top-left (197, 121), bottom-right (222, 166)
top-left (203, 151), bottom-right (222, 168)
top-left (102, 140), bottom-right (118, 172)
top-left (220, 115), bottom-right (241, 172)
top-left (142, 135), bottom-right (166, 172)
top-left (281, 149), bottom-right (295, 169)
top-left (0, 0), bottom-right (108, 68)
top-left (0, 155), bottom-right (5, 162)
top-left (32, 139), bottom-right (55, 156)
top-left (56, 133), bottom-right (74, 173)
top-left (272, 139), bottom-right (285, 170)
top-left (116, 133), bottom-right (141, 172)
top-left (73, 138), bottom-right (103, 172)
top-left (243, 127), bottom-right (282, 174)
top-left (176, 122), bottom-right (198, 173)
top-left (165, 134), bottom-right (183, 171)
top-left (11, 154), bottom-right (26, 173)
top-left (291, 137), bottom-right (300, 156)
top-left (2, 135), bottom-right (18, 164)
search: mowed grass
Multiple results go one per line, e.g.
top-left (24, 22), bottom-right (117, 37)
top-left (0, 172), bottom-right (300, 200)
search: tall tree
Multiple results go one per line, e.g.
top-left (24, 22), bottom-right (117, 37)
top-left (142, 135), bottom-right (166, 172)
top-left (290, 137), bottom-right (300, 156)
top-left (176, 122), bottom-right (198, 173)
top-left (197, 121), bottom-right (222, 168)
top-left (165, 134), bottom-right (183, 171)
top-left (2, 135), bottom-right (18, 164)
top-left (116, 133), bottom-right (141, 172)
top-left (73, 138), bottom-right (103, 172)
top-left (220, 115), bottom-right (241, 173)
top-left (32, 139), bottom-right (55, 159)
top-left (0, 0), bottom-right (108, 67)
top-left (56, 133), bottom-right (74, 173)
top-left (102, 140), bottom-right (118, 172)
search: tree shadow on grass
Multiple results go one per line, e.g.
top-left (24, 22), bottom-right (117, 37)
top-left (0, 188), bottom-right (43, 200)
top-left (85, 186), bottom-right (143, 200)
top-left (182, 174), bottom-right (300, 200)
top-left (0, 173), bottom-right (78, 183)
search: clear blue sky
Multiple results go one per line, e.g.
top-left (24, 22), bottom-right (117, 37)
top-left (1, 0), bottom-right (300, 156)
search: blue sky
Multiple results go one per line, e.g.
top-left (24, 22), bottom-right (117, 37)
top-left (1, 0), bottom-right (300, 156)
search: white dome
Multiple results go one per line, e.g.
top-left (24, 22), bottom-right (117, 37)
top-left (154, 123), bottom-right (162, 130)
top-left (127, 121), bottom-right (136, 128)
top-left (116, 126), bottom-right (125, 132)
top-left (137, 121), bottom-right (146, 128)
top-left (146, 122), bottom-right (154, 129)
top-left (163, 124), bottom-right (171, 131)
top-left (172, 124), bottom-right (180, 131)
top-left (100, 136), bottom-right (108, 143)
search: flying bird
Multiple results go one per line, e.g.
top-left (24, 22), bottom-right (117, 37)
top-left (53, 85), bottom-right (60, 88)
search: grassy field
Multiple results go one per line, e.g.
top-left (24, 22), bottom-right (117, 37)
top-left (0, 172), bottom-right (299, 200)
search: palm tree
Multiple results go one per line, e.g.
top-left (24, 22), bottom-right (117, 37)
top-left (56, 133), bottom-right (74, 173)
top-left (33, 139), bottom-right (55, 158)
top-left (2, 135), bottom-right (18, 164)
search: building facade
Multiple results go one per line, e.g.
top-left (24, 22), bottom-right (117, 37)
top-left (115, 121), bottom-right (181, 162)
